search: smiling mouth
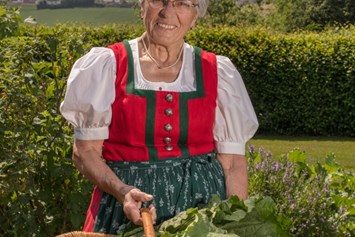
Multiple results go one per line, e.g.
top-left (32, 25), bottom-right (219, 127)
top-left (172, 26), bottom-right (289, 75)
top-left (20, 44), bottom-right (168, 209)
top-left (157, 22), bottom-right (176, 29)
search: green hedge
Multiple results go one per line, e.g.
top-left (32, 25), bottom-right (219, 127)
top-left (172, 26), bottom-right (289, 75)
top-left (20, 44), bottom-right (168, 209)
top-left (4, 24), bottom-right (354, 136)
top-left (0, 24), bottom-right (354, 236)
top-left (0, 24), bottom-right (143, 236)
top-left (186, 26), bottom-right (355, 136)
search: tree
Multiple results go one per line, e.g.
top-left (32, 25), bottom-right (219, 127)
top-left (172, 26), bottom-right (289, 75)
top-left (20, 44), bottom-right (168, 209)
top-left (204, 0), bottom-right (238, 25)
top-left (270, 0), bottom-right (355, 31)
top-left (203, 0), bottom-right (265, 27)
top-left (310, 0), bottom-right (355, 25)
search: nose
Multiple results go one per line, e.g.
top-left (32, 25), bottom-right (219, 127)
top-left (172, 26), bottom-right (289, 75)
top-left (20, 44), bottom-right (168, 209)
top-left (160, 0), bottom-right (177, 15)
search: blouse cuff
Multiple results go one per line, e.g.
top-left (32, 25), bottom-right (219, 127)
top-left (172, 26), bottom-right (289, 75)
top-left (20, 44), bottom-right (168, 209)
top-left (215, 141), bottom-right (246, 155)
top-left (74, 127), bottom-right (109, 140)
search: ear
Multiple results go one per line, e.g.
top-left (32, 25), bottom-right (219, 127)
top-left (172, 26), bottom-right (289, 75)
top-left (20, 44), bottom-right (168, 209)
top-left (139, 1), bottom-right (145, 19)
top-left (190, 16), bottom-right (198, 29)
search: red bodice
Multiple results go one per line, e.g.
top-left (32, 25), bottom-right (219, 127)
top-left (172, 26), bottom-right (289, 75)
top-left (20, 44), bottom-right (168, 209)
top-left (102, 41), bottom-right (218, 161)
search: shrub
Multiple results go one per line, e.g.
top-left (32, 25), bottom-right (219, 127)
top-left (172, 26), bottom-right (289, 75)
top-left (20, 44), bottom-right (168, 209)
top-left (187, 26), bottom-right (355, 136)
top-left (0, 6), bottom-right (21, 39)
top-left (0, 23), bottom-right (144, 236)
top-left (0, 30), bottom-right (87, 236)
top-left (247, 146), bottom-right (354, 236)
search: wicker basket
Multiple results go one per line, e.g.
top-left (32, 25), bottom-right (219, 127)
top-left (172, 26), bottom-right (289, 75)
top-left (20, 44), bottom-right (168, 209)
top-left (57, 209), bottom-right (154, 237)
top-left (56, 231), bottom-right (118, 237)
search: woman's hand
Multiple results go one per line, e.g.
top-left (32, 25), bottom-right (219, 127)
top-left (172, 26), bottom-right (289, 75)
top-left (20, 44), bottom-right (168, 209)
top-left (73, 139), bottom-right (157, 225)
top-left (122, 187), bottom-right (156, 225)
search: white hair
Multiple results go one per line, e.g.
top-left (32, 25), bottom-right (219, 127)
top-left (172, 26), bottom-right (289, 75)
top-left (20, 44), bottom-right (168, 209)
top-left (139, 0), bottom-right (208, 17)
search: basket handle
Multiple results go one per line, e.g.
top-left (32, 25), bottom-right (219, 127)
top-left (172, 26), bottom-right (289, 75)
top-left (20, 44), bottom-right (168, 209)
top-left (141, 208), bottom-right (155, 237)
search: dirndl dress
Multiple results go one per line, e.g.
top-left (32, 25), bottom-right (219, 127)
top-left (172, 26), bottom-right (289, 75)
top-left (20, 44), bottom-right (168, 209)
top-left (60, 38), bottom-right (260, 234)
top-left (81, 41), bottom-right (226, 234)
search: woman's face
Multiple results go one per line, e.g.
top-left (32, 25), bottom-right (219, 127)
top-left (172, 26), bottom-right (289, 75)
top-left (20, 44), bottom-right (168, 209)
top-left (141, 0), bottom-right (199, 46)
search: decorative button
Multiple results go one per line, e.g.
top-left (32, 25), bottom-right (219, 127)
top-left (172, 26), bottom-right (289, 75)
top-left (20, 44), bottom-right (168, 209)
top-left (164, 124), bottom-right (173, 132)
top-left (165, 108), bottom-right (173, 116)
top-left (165, 145), bottom-right (173, 151)
top-left (165, 94), bottom-right (173, 102)
top-left (163, 137), bottom-right (172, 144)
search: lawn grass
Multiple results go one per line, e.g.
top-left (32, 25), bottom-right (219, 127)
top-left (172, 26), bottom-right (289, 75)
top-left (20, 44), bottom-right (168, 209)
top-left (247, 135), bottom-right (355, 171)
top-left (18, 5), bottom-right (139, 26)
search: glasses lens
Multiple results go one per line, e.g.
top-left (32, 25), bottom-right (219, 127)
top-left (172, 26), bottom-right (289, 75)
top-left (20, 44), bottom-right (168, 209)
top-left (149, 0), bottom-right (164, 8)
top-left (148, 0), bottom-right (197, 13)
top-left (174, 0), bottom-right (193, 9)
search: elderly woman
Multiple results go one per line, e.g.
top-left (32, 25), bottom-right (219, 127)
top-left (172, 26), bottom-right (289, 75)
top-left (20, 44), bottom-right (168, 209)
top-left (60, 0), bottom-right (258, 234)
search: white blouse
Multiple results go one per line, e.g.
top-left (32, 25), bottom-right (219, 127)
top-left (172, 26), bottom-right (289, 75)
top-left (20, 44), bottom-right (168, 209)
top-left (60, 39), bottom-right (258, 155)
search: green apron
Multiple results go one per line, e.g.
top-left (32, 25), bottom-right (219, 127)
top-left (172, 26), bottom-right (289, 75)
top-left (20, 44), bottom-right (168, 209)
top-left (93, 153), bottom-right (226, 234)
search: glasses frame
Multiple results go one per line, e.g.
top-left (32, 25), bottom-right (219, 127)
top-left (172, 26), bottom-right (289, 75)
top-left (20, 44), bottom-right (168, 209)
top-left (147, 0), bottom-right (199, 10)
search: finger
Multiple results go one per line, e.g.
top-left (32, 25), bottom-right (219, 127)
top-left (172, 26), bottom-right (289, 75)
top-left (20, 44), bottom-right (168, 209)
top-left (122, 189), bottom-right (154, 225)
top-left (124, 205), bottom-right (143, 225)
top-left (130, 189), bottom-right (153, 202)
top-left (148, 205), bottom-right (157, 224)
top-left (130, 213), bottom-right (143, 225)
top-left (123, 198), bottom-right (143, 224)
top-left (129, 205), bottom-right (156, 225)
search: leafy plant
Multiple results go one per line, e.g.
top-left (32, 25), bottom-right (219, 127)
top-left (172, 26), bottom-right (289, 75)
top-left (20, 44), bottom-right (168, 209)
top-left (121, 147), bottom-right (354, 237)
top-left (0, 23), bottom-right (144, 236)
top-left (247, 145), bottom-right (354, 236)
top-left (161, 195), bottom-right (290, 237)
top-left (0, 6), bottom-right (21, 39)
top-left (0, 27), bottom-right (92, 236)
top-left (122, 195), bottom-right (290, 237)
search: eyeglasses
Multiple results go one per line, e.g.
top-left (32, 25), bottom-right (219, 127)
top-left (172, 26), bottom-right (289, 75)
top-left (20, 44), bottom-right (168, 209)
top-left (147, 0), bottom-right (199, 12)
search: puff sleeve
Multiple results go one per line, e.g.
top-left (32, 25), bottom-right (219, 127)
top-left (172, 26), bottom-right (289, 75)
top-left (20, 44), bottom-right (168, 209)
top-left (60, 47), bottom-right (116, 140)
top-left (213, 56), bottom-right (259, 155)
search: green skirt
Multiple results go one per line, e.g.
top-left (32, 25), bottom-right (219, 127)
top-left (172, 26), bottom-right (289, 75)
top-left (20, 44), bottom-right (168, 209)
top-left (93, 153), bottom-right (226, 234)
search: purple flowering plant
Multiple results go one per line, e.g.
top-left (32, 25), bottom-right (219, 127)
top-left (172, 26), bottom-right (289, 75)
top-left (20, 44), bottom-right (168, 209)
top-left (247, 145), bottom-right (354, 237)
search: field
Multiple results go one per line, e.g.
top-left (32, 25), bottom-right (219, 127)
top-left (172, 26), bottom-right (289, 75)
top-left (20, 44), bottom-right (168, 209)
top-left (249, 135), bottom-right (355, 171)
top-left (18, 5), bottom-right (139, 26)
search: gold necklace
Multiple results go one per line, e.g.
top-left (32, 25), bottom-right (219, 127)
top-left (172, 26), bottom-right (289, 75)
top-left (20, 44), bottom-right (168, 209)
top-left (141, 37), bottom-right (184, 69)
